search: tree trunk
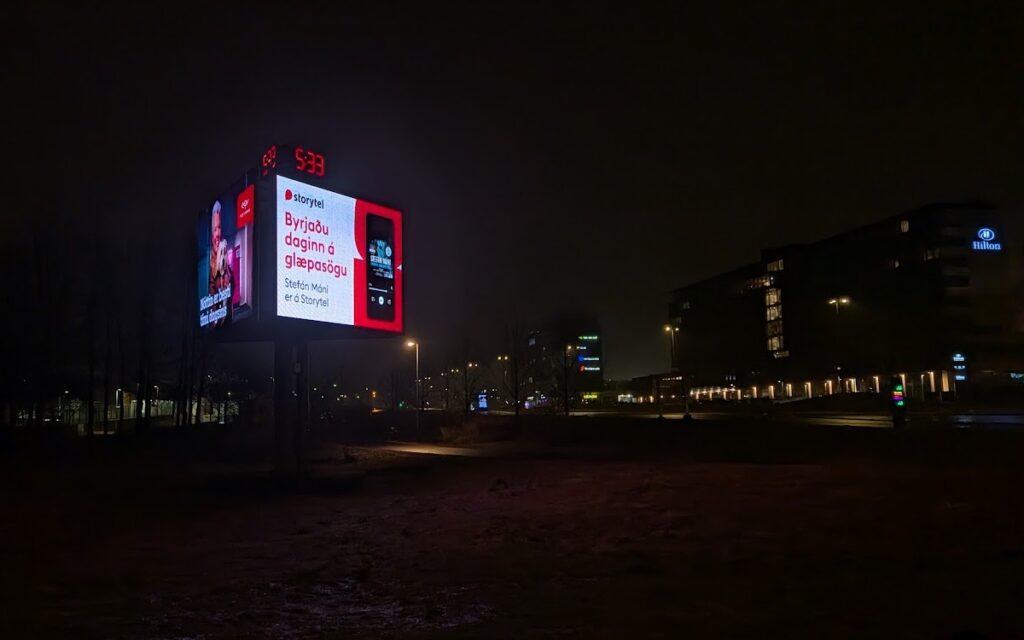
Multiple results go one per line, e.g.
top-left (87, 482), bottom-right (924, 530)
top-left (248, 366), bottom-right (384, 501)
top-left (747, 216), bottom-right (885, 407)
top-left (175, 324), bottom-right (187, 427)
top-left (134, 326), bottom-right (145, 430)
top-left (512, 354), bottom-right (520, 419)
top-left (103, 314), bottom-right (111, 435)
top-left (563, 354), bottom-right (570, 417)
top-left (185, 323), bottom-right (199, 426)
top-left (118, 321), bottom-right (126, 424)
top-left (87, 299), bottom-right (96, 437)
top-left (195, 339), bottom-right (207, 425)
top-left (142, 351), bottom-right (153, 429)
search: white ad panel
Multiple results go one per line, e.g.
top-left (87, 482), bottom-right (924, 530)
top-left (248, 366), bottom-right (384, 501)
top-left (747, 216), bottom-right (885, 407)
top-left (276, 175), bottom-right (359, 324)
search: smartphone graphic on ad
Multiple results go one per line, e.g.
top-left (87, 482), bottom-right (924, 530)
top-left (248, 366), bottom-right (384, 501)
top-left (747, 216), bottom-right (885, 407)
top-left (366, 214), bottom-right (395, 321)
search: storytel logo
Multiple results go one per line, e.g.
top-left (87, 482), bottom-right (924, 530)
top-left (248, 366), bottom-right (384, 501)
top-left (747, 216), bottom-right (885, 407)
top-left (284, 188), bottom-right (324, 209)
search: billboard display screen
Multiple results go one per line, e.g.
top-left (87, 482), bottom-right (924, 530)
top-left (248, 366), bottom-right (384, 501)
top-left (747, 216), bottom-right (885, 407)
top-left (276, 175), bottom-right (403, 332)
top-left (198, 180), bottom-right (255, 328)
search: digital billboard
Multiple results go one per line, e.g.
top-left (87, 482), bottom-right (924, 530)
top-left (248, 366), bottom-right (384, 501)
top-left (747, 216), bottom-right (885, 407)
top-left (197, 180), bottom-right (255, 328)
top-left (276, 175), bottom-right (403, 332)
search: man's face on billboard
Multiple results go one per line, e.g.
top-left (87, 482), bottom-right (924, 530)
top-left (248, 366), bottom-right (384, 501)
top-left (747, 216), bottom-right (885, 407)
top-left (211, 209), bottom-right (222, 247)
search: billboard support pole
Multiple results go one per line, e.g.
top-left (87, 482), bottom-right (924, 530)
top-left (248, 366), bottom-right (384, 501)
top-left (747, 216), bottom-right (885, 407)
top-left (294, 337), bottom-right (309, 469)
top-left (273, 332), bottom-right (295, 471)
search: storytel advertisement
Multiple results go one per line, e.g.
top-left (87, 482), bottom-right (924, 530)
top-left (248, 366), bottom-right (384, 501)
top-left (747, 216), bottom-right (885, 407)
top-left (275, 175), bottom-right (403, 332)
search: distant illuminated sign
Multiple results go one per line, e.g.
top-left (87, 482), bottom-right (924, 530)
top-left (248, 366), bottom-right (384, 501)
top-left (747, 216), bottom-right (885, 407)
top-left (477, 393), bottom-right (488, 410)
top-left (578, 356), bottom-right (600, 362)
top-left (952, 353), bottom-right (967, 382)
top-left (578, 335), bottom-right (599, 341)
top-left (891, 383), bottom-right (905, 407)
top-left (972, 228), bottom-right (1002, 251)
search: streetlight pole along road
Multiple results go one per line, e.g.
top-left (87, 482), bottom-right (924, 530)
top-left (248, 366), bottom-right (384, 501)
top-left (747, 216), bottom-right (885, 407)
top-left (664, 324), bottom-right (690, 419)
top-left (406, 340), bottom-right (420, 437)
top-left (827, 297), bottom-right (851, 392)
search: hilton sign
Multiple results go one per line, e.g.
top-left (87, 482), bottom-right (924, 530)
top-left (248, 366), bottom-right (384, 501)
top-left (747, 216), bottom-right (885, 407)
top-left (972, 227), bottom-right (1002, 251)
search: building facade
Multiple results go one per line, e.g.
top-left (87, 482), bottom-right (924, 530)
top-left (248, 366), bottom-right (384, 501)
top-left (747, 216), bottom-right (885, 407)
top-left (525, 316), bottom-right (605, 407)
top-left (670, 203), bottom-right (1024, 401)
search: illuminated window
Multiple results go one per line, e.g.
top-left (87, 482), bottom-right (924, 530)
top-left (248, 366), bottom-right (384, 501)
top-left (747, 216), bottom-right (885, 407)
top-left (900, 220), bottom-right (910, 233)
top-left (766, 305), bottom-right (782, 321)
top-left (922, 248), bottom-right (940, 261)
top-left (765, 288), bottom-right (781, 306)
top-left (889, 259), bottom-right (900, 269)
top-left (745, 275), bottom-right (771, 290)
top-left (767, 336), bottom-right (784, 352)
top-left (767, 259), bottom-right (784, 272)
top-left (766, 319), bottom-right (783, 336)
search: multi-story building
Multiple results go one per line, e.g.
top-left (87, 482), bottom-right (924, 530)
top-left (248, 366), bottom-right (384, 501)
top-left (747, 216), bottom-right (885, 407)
top-left (669, 202), bottom-right (1023, 401)
top-left (525, 316), bottom-right (605, 407)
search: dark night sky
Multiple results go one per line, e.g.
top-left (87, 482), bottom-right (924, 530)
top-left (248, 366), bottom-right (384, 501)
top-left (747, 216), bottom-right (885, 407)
top-left (7, 2), bottom-right (1024, 382)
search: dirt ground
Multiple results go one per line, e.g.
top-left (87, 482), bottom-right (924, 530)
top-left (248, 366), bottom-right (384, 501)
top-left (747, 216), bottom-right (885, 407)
top-left (2, 424), bottom-right (1024, 639)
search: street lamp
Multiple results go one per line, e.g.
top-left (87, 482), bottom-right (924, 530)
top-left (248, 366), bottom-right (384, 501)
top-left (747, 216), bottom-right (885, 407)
top-left (663, 324), bottom-right (678, 365)
top-left (562, 344), bottom-right (576, 417)
top-left (463, 362), bottom-right (478, 413)
top-left (663, 324), bottom-right (689, 419)
top-left (406, 340), bottom-right (420, 437)
top-left (827, 297), bottom-right (851, 314)
top-left (497, 355), bottom-right (510, 407)
top-left (827, 297), bottom-right (851, 391)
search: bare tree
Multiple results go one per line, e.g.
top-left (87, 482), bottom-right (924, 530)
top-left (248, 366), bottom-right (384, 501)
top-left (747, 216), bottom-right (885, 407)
top-left (86, 295), bottom-right (96, 436)
top-left (103, 315), bottom-right (111, 434)
top-left (499, 320), bottom-right (530, 419)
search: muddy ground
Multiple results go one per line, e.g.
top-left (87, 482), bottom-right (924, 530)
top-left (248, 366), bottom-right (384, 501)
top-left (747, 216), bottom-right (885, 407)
top-left (2, 422), bottom-right (1023, 638)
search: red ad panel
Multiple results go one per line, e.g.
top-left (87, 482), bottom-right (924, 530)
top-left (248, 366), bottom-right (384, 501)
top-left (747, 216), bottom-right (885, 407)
top-left (354, 199), bottom-right (403, 333)
top-left (236, 184), bottom-right (255, 228)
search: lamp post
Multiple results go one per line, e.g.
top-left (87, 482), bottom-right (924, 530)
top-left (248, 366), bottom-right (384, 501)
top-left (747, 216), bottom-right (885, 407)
top-left (497, 355), bottom-right (509, 408)
top-left (563, 344), bottom-right (576, 417)
top-left (827, 297), bottom-right (850, 391)
top-left (828, 296), bottom-right (850, 314)
top-left (406, 340), bottom-right (420, 437)
top-left (664, 324), bottom-right (689, 419)
top-left (663, 324), bottom-right (677, 362)
top-left (463, 362), bottom-right (478, 414)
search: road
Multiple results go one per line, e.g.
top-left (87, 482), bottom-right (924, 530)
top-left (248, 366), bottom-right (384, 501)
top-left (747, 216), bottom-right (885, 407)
top-left (569, 409), bottom-right (1024, 429)
top-left (378, 441), bottom-right (538, 457)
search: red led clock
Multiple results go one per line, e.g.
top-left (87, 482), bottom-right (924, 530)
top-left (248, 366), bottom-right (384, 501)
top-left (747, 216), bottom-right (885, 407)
top-left (260, 144), bottom-right (326, 179)
top-left (293, 147), bottom-right (325, 177)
